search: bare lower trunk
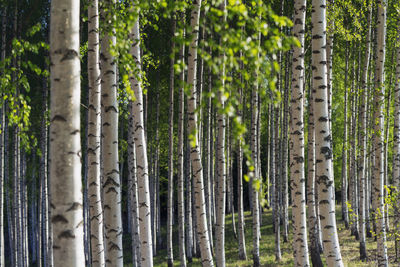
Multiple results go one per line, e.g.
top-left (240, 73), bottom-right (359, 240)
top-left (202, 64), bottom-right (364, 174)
top-left (358, 5), bottom-right (372, 261)
top-left (237, 84), bottom-right (246, 261)
top-left (129, 12), bottom-right (153, 267)
top-left (49, 0), bottom-right (85, 264)
top-left (100, 1), bottom-right (123, 263)
top-left (177, 25), bottom-right (187, 266)
top-left (373, 1), bottom-right (388, 265)
top-left (290, 1), bottom-right (310, 265)
top-left (311, 0), bottom-right (344, 265)
top-left (87, 0), bottom-right (105, 265)
top-left (186, 0), bottom-right (214, 265)
top-left (342, 42), bottom-right (349, 229)
top-left (251, 87), bottom-right (260, 267)
top-left (167, 16), bottom-right (176, 267)
top-left (128, 104), bottom-right (141, 267)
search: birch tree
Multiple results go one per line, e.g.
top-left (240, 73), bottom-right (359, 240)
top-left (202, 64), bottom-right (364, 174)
top-left (167, 15), bottom-right (176, 267)
top-left (127, 102), bottom-right (140, 267)
top-left (87, 0), bottom-right (105, 265)
top-left (237, 59), bottom-right (247, 261)
top-left (177, 20), bottom-right (186, 266)
top-left (129, 7), bottom-right (153, 266)
top-left (100, 1), bottom-right (123, 264)
top-left (311, 0), bottom-right (344, 265)
top-left (289, 0), bottom-right (310, 265)
top-left (358, 3), bottom-right (372, 260)
top-left (372, 0), bottom-right (388, 265)
top-left (215, 2), bottom-right (227, 266)
top-left (186, 0), bottom-right (214, 265)
top-left (49, 0), bottom-right (85, 265)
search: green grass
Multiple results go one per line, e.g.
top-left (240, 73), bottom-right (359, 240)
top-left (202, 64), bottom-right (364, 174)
top-left (124, 206), bottom-right (397, 266)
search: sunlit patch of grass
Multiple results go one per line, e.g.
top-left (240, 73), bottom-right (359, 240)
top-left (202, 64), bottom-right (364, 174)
top-left (122, 205), bottom-right (396, 266)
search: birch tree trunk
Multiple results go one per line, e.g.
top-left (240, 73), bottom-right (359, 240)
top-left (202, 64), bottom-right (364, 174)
top-left (127, 103), bottom-right (141, 267)
top-left (129, 10), bottom-right (153, 267)
top-left (167, 16), bottom-right (176, 267)
top-left (185, 130), bottom-right (193, 262)
top-left (269, 105), bottom-right (275, 232)
top-left (186, 0), bottom-right (214, 265)
top-left (282, 53), bottom-right (290, 243)
top-left (341, 42), bottom-right (349, 229)
top-left (373, 1), bottom-right (388, 265)
top-left (49, 0), bottom-right (85, 265)
top-left (251, 85), bottom-right (261, 267)
top-left (290, 0), bottom-right (310, 265)
top-left (87, 0), bottom-right (105, 265)
top-left (311, 0), bottom-right (344, 265)
top-left (100, 1), bottom-right (124, 264)
top-left (237, 75), bottom-right (247, 260)
top-left (205, 52), bottom-right (214, 254)
top-left (274, 105), bottom-right (281, 262)
top-left (215, 2), bottom-right (227, 265)
top-left (177, 24), bottom-right (187, 266)
top-left (358, 5), bottom-right (372, 260)
top-left (307, 80), bottom-right (323, 267)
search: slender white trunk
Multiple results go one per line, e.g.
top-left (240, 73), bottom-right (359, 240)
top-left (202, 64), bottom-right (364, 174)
top-left (49, 0), bottom-right (85, 265)
top-left (185, 135), bottom-right (193, 262)
top-left (281, 53), bottom-right (290, 243)
top-left (237, 54), bottom-right (247, 261)
top-left (358, 5), bottom-right (372, 260)
top-left (87, 0), bottom-right (105, 265)
top-left (186, 0), bottom-right (214, 265)
top-left (100, 1), bottom-right (124, 264)
top-left (177, 25), bottom-right (187, 266)
top-left (307, 81), bottom-right (323, 266)
top-left (341, 42), bottom-right (349, 229)
top-left (274, 106), bottom-right (281, 262)
top-left (167, 16), bottom-right (176, 267)
top-left (311, 0), bottom-right (344, 265)
top-left (373, 1), bottom-right (388, 265)
top-left (215, 2), bottom-right (227, 265)
top-left (250, 87), bottom-right (260, 267)
top-left (290, 1), bottom-right (310, 265)
top-left (127, 104), bottom-right (141, 267)
top-left (129, 11), bottom-right (153, 267)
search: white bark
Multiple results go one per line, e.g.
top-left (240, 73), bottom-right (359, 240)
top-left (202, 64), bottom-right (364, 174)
top-left (358, 5), bottom-right (372, 260)
top-left (215, 2), bottom-right (227, 266)
top-left (177, 26), bottom-right (187, 266)
top-left (87, 0), bottom-right (105, 265)
top-left (49, 0), bottom-right (85, 265)
top-left (251, 84), bottom-right (260, 267)
top-left (311, 0), bottom-right (344, 265)
top-left (341, 43), bottom-right (349, 229)
top-left (127, 105), bottom-right (141, 267)
top-left (100, 1), bottom-right (124, 264)
top-left (237, 55), bottom-right (247, 261)
top-left (129, 12), bottom-right (153, 267)
top-left (290, 1), bottom-right (310, 265)
top-left (373, 1), bottom-right (388, 265)
top-left (167, 16), bottom-right (176, 267)
top-left (186, 0), bottom-right (214, 265)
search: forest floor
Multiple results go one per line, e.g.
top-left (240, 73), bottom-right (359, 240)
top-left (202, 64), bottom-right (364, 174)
top-left (125, 206), bottom-right (397, 266)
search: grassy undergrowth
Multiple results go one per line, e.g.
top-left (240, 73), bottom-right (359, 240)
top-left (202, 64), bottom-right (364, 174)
top-left (124, 206), bottom-right (397, 266)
